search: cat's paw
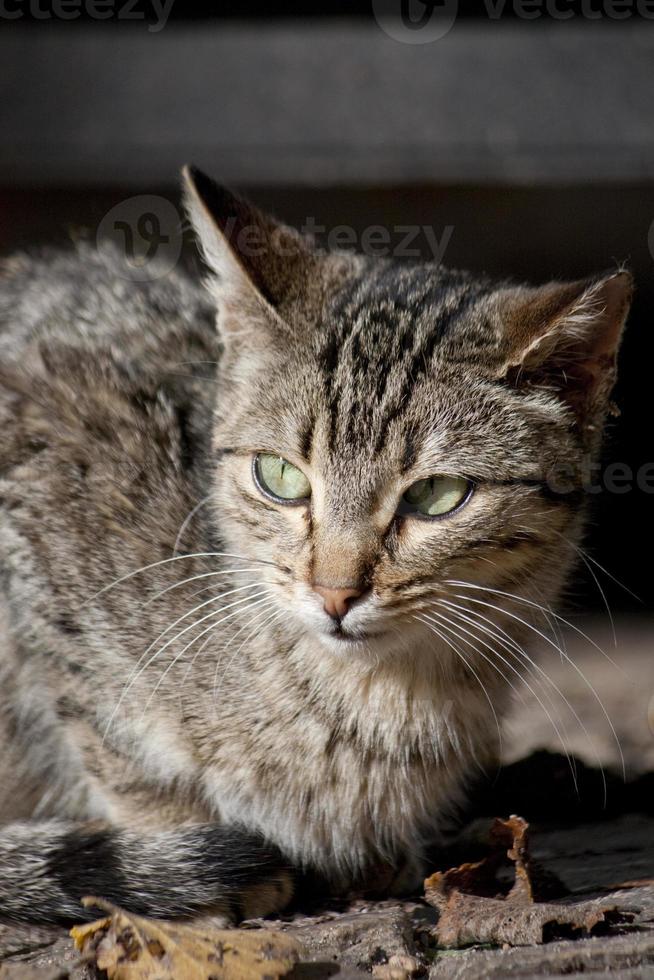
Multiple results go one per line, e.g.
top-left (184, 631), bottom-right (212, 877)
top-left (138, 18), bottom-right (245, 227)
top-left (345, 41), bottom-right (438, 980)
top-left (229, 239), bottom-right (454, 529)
top-left (239, 869), bottom-right (295, 919)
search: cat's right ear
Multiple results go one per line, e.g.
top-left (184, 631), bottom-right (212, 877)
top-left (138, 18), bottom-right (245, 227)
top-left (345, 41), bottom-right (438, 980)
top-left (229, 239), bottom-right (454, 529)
top-left (182, 165), bottom-right (318, 341)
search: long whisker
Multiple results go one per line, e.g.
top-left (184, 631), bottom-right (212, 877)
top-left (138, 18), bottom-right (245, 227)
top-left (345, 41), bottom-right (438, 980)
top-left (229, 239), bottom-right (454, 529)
top-left (541, 527), bottom-right (617, 647)
top-left (85, 551), bottom-right (282, 605)
top-left (442, 599), bottom-right (577, 726)
top-left (438, 600), bottom-right (582, 791)
top-left (136, 568), bottom-right (263, 612)
top-left (179, 597), bottom-right (278, 694)
top-left (172, 495), bottom-right (212, 558)
top-left (414, 614), bottom-right (503, 760)
top-left (443, 598), bottom-right (618, 799)
top-left (552, 530), bottom-right (641, 605)
top-left (101, 585), bottom-right (267, 743)
top-left (145, 593), bottom-right (276, 713)
top-left (424, 609), bottom-right (522, 697)
top-left (449, 597), bottom-right (632, 789)
top-left (143, 590), bottom-right (274, 708)
top-left (447, 580), bottom-right (626, 677)
top-left (212, 605), bottom-right (286, 713)
top-left (443, 598), bottom-right (578, 718)
top-left (423, 608), bottom-right (544, 761)
top-left (139, 582), bottom-right (268, 667)
top-left (448, 587), bottom-right (625, 783)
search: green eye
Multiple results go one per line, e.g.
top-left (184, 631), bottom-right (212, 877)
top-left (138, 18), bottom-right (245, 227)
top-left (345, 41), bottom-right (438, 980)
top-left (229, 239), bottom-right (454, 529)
top-left (400, 475), bottom-right (472, 519)
top-left (254, 453), bottom-right (311, 503)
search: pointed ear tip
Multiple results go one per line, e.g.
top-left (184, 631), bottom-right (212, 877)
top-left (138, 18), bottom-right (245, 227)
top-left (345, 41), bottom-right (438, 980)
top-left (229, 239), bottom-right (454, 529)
top-left (599, 268), bottom-right (634, 307)
top-left (181, 163), bottom-right (207, 190)
top-left (599, 267), bottom-right (633, 287)
top-left (180, 166), bottom-right (240, 211)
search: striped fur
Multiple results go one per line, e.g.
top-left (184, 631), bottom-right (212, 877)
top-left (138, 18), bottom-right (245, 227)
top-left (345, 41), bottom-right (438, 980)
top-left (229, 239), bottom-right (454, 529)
top-left (0, 168), bottom-right (631, 922)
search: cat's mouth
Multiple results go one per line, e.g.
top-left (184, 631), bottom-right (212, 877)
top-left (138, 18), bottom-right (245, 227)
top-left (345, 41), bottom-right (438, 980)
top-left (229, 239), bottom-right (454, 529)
top-left (327, 624), bottom-right (383, 645)
top-left (331, 628), bottom-right (361, 642)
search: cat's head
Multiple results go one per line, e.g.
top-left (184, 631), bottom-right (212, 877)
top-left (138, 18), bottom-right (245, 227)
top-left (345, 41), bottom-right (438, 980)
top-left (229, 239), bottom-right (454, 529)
top-left (183, 166), bottom-right (632, 659)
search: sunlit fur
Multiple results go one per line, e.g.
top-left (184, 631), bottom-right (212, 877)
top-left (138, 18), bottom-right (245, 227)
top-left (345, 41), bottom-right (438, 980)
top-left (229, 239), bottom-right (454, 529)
top-left (0, 170), bottom-right (632, 922)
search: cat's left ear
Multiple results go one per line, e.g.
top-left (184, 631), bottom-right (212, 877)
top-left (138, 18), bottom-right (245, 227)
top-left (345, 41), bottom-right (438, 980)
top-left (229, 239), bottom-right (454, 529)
top-left (497, 270), bottom-right (633, 422)
top-left (182, 165), bottom-right (322, 340)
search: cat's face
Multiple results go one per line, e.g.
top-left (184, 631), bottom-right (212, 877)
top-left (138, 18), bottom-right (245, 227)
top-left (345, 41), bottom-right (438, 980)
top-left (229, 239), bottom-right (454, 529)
top-left (183, 167), bottom-right (631, 660)
top-left (210, 266), bottom-right (578, 657)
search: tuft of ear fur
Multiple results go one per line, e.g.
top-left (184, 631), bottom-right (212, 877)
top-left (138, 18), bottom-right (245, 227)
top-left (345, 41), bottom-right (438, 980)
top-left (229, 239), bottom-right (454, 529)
top-left (181, 165), bottom-right (323, 346)
top-left (497, 270), bottom-right (633, 427)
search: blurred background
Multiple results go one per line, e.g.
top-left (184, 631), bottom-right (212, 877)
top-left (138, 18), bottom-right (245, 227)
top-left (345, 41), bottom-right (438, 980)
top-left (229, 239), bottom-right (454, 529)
top-left (0, 0), bottom-right (652, 629)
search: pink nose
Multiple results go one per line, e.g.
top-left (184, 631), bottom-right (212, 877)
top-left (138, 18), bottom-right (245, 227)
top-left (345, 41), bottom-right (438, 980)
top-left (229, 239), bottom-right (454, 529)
top-left (313, 585), bottom-right (363, 621)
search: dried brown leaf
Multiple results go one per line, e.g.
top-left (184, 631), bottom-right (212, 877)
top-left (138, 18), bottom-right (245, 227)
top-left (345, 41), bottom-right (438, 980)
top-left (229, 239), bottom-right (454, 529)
top-left (70, 897), bottom-right (302, 980)
top-left (428, 889), bottom-right (630, 947)
top-left (424, 814), bottom-right (632, 948)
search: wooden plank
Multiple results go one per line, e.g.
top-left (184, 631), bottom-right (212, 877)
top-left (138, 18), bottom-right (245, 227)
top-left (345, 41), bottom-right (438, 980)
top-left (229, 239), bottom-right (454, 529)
top-left (0, 21), bottom-right (652, 185)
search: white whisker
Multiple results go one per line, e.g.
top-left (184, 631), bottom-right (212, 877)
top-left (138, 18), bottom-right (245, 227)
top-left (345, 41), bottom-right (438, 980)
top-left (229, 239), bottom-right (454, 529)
top-left (447, 580), bottom-right (626, 677)
top-left (437, 600), bottom-right (580, 791)
top-left (447, 586), bottom-right (625, 785)
top-left (85, 551), bottom-right (281, 605)
top-left (172, 495), bottom-right (212, 558)
top-left (138, 582), bottom-right (268, 668)
top-left (101, 585), bottom-right (268, 743)
top-left (414, 614), bottom-right (503, 760)
top-left (145, 593), bottom-right (276, 713)
top-left (424, 608), bottom-right (531, 717)
top-left (136, 568), bottom-right (262, 612)
top-left (553, 531), bottom-right (641, 605)
top-left (212, 604), bottom-right (286, 713)
top-left (178, 597), bottom-right (278, 695)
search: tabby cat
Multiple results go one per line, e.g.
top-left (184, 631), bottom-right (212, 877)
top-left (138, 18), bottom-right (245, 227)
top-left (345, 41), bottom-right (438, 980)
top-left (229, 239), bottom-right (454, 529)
top-left (0, 167), bottom-right (631, 922)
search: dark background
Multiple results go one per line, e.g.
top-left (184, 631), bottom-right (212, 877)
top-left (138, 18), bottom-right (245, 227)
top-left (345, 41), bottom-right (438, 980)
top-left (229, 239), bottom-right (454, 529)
top-left (1, 2), bottom-right (652, 616)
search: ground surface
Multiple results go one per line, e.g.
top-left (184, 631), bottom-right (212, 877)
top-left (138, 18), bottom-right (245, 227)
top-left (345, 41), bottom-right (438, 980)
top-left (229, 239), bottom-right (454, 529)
top-left (0, 619), bottom-right (652, 979)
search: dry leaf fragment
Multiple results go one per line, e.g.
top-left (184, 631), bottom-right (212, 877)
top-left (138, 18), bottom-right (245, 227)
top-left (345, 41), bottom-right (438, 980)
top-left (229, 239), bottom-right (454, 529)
top-left (424, 815), bottom-right (632, 948)
top-left (490, 813), bottom-right (534, 903)
top-left (70, 897), bottom-right (302, 980)
top-left (425, 887), bottom-right (629, 947)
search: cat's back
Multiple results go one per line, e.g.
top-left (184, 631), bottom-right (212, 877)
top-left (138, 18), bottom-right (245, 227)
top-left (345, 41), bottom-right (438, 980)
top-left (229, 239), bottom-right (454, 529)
top-left (0, 242), bottom-right (221, 617)
top-left (0, 242), bottom-right (221, 486)
top-left (0, 243), bottom-right (217, 374)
